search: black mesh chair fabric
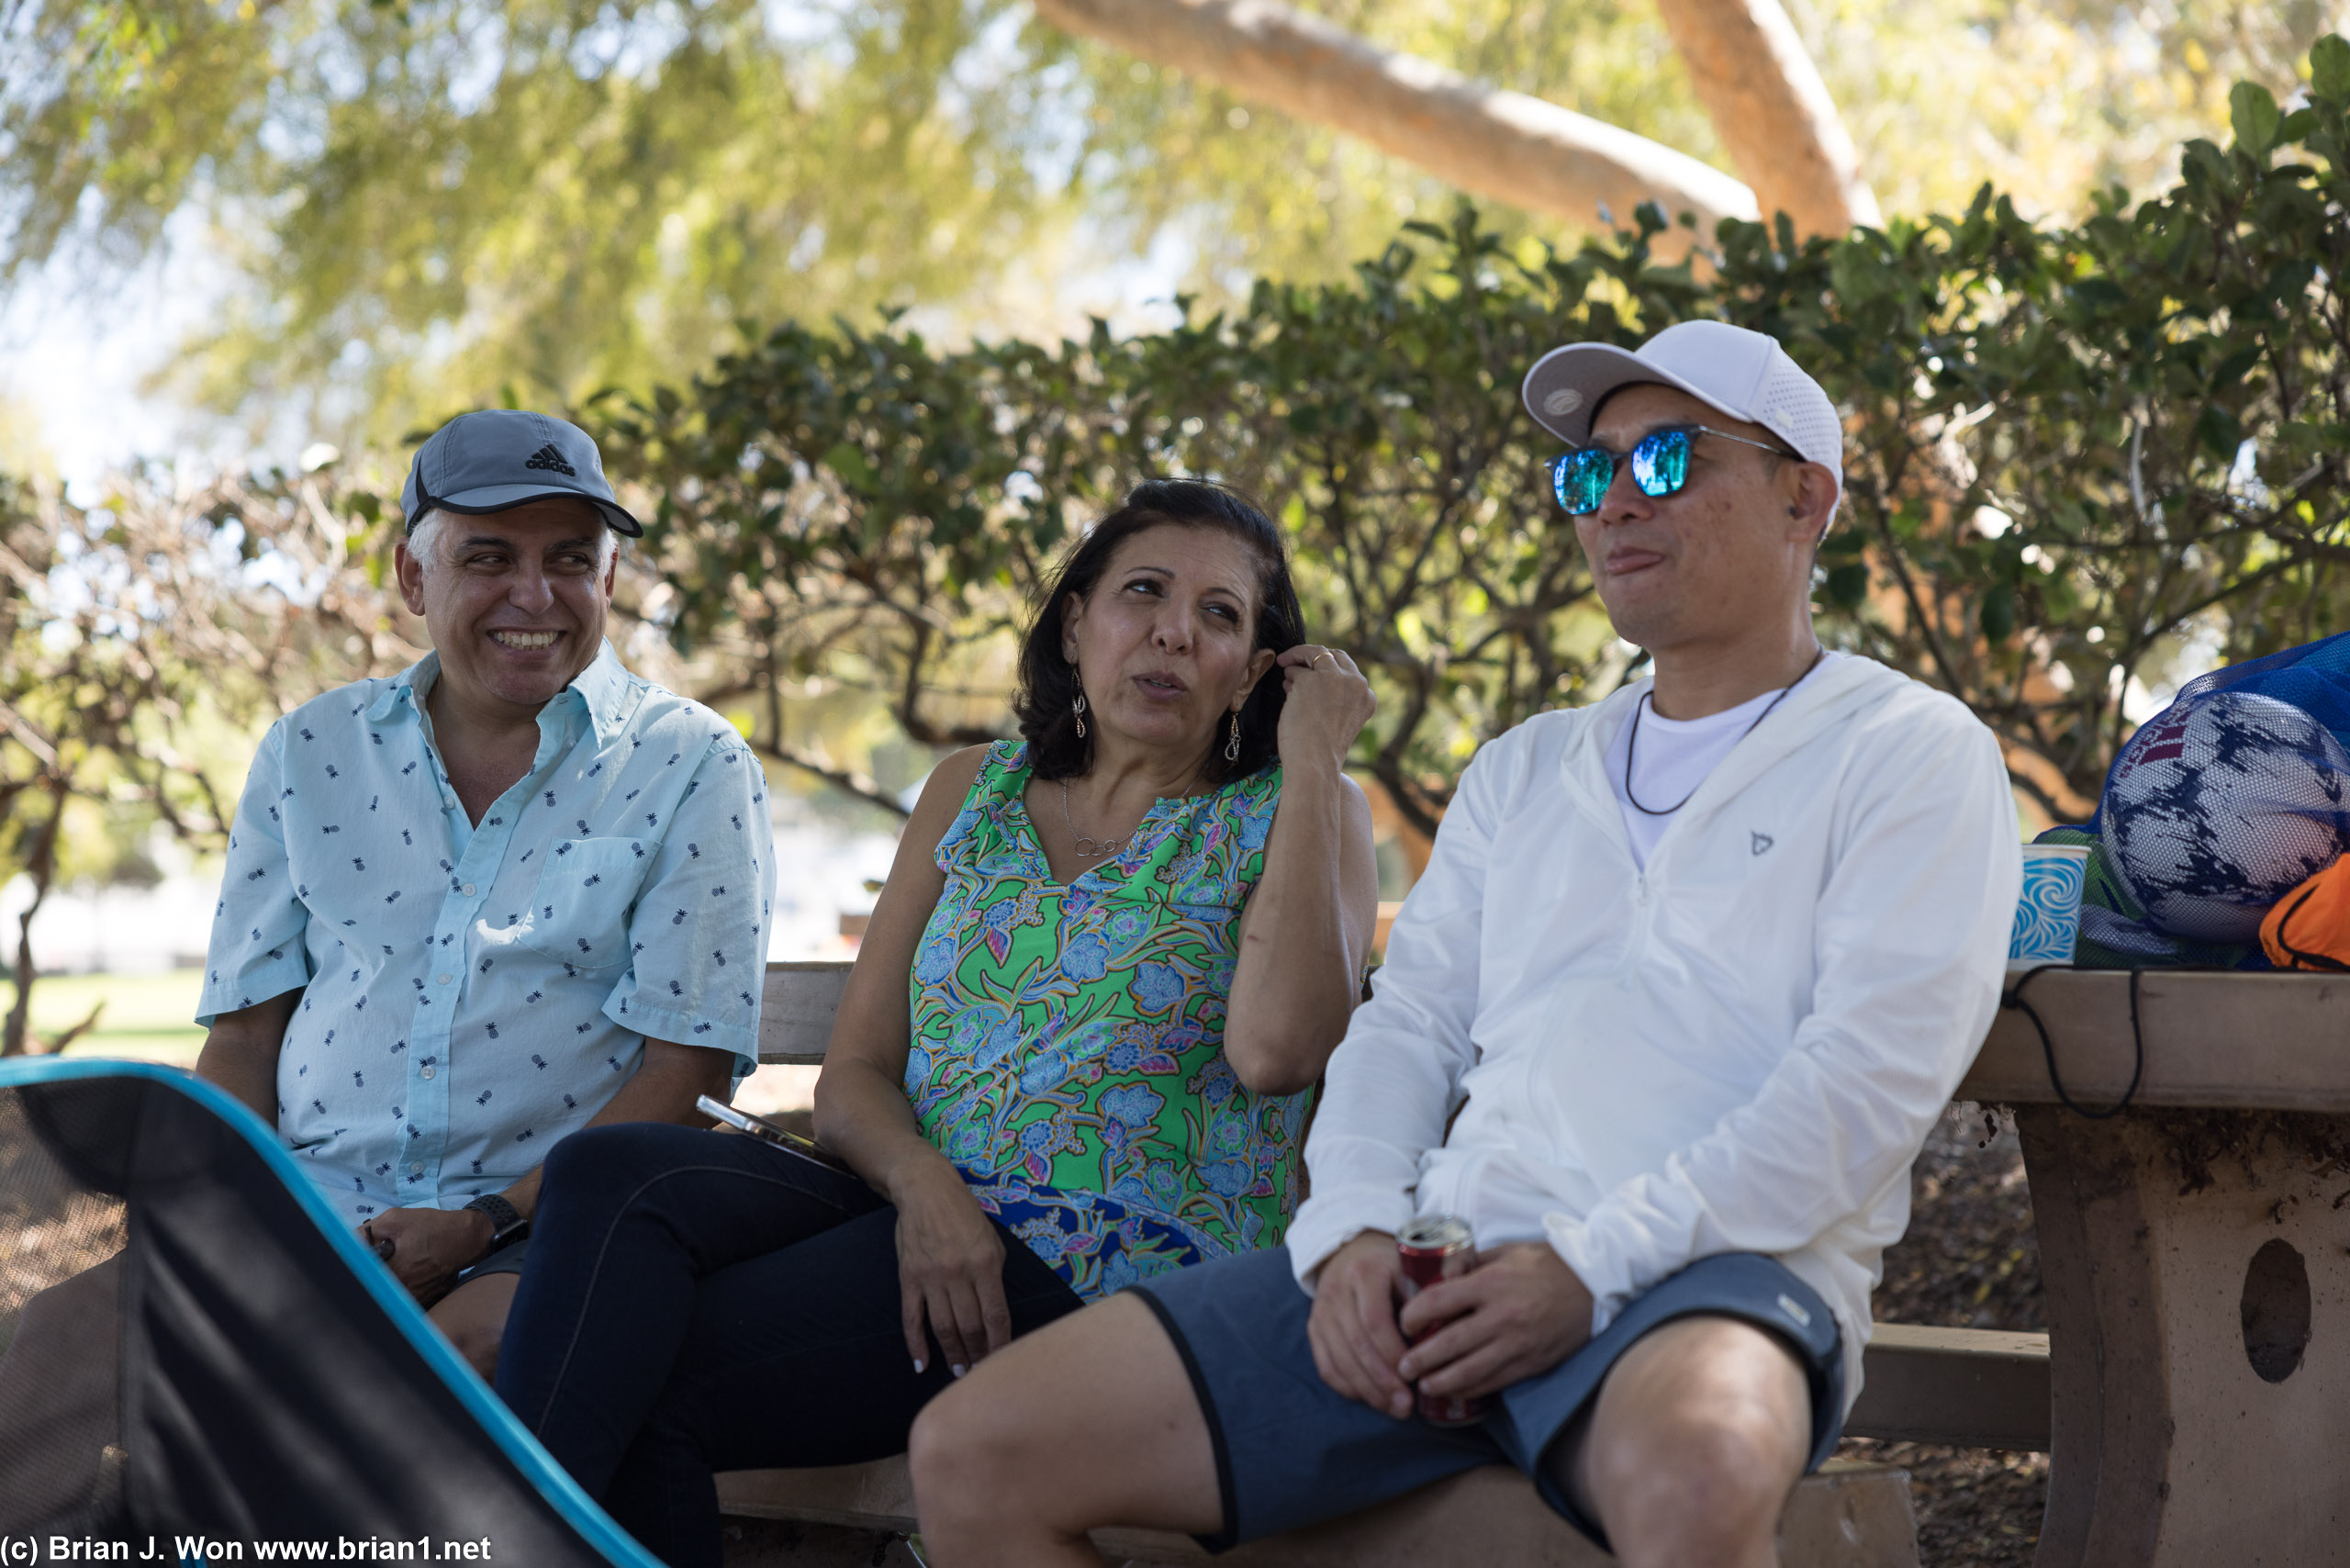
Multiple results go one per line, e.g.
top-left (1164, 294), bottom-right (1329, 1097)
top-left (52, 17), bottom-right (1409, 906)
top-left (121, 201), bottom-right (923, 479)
top-left (0, 1061), bottom-right (646, 1563)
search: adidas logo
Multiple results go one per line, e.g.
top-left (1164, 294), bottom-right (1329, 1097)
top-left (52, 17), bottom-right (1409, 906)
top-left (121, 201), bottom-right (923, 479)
top-left (523, 443), bottom-right (577, 476)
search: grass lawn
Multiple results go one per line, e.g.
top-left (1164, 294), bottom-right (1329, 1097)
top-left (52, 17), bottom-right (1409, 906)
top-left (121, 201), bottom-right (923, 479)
top-left (0, 969), bottom-right (207, 1066)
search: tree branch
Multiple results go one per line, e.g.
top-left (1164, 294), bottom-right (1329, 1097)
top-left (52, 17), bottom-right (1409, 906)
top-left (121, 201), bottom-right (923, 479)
top-left (3, 778), bottom-right (67, 1058)
top-left (0, 698), bottom-right (60, 768)
top-left (1029, 0), bottom-right (1758, 251)
top-left (1650, 0), bottom-right (1881, 235)
top-left (749, 737), bottom-right (912, 820)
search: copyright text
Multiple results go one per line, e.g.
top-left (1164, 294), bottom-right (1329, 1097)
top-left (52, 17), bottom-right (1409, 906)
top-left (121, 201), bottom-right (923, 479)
top-left (1, 1540), bottom-right (496, 1563)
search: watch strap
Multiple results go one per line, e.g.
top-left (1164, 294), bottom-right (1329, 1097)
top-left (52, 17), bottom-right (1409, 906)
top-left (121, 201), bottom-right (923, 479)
top-left (464, 1192), bottom-right (529, 1248)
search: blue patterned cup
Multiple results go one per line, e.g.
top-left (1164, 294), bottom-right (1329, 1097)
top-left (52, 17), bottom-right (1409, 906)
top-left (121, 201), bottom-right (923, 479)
top-left (2009, 844), bottom-right (2090, 967)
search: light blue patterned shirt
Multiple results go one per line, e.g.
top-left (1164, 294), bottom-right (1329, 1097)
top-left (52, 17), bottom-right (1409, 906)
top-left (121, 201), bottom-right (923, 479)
top-left (198, 642), bottom-right (776, 1226)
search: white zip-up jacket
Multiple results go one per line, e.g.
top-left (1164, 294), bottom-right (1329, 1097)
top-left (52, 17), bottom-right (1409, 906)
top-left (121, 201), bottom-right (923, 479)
top-left (1285, 655), bottom-right (2020, 1398)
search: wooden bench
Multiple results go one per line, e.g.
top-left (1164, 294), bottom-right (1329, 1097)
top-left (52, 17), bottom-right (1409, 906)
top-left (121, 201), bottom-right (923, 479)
top-left (715, 1454), bottom-right (1918, 1567)
top-left (733, 962), bottom-right (1920, 1566)
top-left (752, 961), bottom-right (2054, 1453)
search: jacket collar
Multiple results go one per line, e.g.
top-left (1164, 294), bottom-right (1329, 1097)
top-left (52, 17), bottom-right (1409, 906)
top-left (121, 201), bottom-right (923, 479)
top-left (1560, 684), bottom-right (1647, 851)
top-left (1674, 653), bottom-right (1891, 808)
top-left (364, 639), bottom-right (639, 746)
top-left (1558, 653), bottom-right (1907, 839)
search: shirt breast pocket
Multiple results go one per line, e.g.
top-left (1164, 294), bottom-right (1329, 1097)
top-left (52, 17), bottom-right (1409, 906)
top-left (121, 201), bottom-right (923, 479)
top-left (518, 836), bottom-right (648, 971)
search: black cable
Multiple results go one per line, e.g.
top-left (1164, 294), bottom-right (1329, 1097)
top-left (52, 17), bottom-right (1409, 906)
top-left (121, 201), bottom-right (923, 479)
top-left (1998, 963), bottom-right (2145, 1119)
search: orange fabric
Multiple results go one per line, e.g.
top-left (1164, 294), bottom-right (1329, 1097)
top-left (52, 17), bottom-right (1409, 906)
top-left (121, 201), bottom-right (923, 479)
top-left (2260, 857), bottom-right (2350, 970)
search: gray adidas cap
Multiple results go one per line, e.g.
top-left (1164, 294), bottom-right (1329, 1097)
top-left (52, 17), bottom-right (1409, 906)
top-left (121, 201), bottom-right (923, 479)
top-left (400, 409), bottom-right (643, 537)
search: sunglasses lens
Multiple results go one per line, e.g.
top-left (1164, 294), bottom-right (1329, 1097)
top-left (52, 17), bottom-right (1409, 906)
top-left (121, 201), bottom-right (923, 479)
top-left (1555, 451), bottom-right (1614, 514)
top-left (1631, 430), bottom-right (1693, 498)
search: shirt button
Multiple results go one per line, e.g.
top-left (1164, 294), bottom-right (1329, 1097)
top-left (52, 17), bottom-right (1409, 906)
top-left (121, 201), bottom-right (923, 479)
top-left (437, 973), bottom-right (452, 985)
top-left (462, 883), bottom-right (476, 897)
top-left (420, 1065), bottom-right (435, 1080)
top-left (408, 1165), bottom-right (424, 1180)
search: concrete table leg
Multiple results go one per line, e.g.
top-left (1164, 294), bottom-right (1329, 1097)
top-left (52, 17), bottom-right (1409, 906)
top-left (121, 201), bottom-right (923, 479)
top-left (2017, 1105), bottom-right (2350, 1568)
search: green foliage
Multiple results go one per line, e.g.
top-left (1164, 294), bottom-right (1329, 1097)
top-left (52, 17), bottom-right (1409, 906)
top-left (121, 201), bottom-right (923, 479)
top-left (3, 0), bottom-right (1072, 442)
top-left (593, 38), bottom-right (2350, 832)
top-left (1791, 48), bottom-right (2350, 821)
top-left (0, 466), bottom-right (408, 1050)
top-left (1, 0), bottom-right (2322, 442)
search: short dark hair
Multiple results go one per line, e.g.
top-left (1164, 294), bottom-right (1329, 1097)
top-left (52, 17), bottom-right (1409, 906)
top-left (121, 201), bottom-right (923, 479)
top-left (1014, 479), bottom-right (1304, 784)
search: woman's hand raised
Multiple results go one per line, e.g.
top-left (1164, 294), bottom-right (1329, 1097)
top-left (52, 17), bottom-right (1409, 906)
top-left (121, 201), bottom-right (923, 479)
top-left (890, 1153), bottom-right (1013, 1378)
top-left (1273, 645), bottom-right (1376, 775)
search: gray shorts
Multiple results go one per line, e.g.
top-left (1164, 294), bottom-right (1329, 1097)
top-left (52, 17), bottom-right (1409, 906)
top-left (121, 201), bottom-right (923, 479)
top-left (1129, 1247), bottom-right (1844, 1553)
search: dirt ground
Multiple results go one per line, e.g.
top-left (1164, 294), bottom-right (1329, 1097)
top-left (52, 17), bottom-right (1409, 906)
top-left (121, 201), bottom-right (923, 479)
top-left (1835, 1104), bottom-right (2047, 1568)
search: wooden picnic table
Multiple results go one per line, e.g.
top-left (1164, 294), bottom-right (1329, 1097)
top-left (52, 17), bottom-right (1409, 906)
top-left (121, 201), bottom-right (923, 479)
top-left (1953, 968), bottom-right (2350, 1568)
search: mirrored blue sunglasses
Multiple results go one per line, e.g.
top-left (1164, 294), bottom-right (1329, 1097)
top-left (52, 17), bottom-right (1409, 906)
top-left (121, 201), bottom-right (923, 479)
top-left (1550, 425), bottom-right (1797, 516)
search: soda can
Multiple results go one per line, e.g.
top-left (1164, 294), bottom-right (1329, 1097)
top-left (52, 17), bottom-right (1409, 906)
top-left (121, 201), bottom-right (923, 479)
top-left (1396, 1215), bottom-right (1488, 1427)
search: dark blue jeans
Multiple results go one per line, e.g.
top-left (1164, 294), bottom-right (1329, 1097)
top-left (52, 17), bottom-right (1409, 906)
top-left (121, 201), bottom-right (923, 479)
top-left (494, 1123), bottom-right (1083, 1568)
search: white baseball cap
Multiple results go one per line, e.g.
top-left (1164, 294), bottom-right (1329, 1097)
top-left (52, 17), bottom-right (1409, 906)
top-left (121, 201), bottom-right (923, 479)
top-left (1520, 320), bottom-right (1844, 512)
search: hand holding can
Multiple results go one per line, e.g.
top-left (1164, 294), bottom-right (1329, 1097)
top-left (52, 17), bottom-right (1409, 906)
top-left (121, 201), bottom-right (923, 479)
top-left (1395, 1215), bottom-right (1490, 1426)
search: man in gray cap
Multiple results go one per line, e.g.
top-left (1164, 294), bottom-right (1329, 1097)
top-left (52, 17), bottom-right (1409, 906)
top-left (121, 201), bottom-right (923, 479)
top-left (193, 410), bottom-right (777, 1376)
top-left (904, 322), bottom-right (2020, 1568)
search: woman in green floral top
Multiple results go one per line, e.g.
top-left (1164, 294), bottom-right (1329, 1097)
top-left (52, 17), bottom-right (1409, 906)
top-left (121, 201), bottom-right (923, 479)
top-left (905, 736), bottom-right (1297, 1297)
top-left (501, 480), bottom-right (1378, 1567)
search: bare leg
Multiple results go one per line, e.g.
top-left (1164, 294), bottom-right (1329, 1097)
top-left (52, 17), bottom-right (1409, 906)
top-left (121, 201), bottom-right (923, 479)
top-left (910, 1293), bottom-right (1220, 1568)
top-left (1555, 1314), bottom-right (1812, 1568)
top-left (429, 1272), bottom-right (520, 1382)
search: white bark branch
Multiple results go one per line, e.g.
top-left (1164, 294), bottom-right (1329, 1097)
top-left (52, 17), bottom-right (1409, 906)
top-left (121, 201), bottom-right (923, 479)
top-left (1031, 0), bottom-right (1759, 251)
top-left (1651, 0), bottom-right (1881, 235)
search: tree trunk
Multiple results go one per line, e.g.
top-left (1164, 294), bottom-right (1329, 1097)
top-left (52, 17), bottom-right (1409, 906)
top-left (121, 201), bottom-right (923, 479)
top-left (1030, 0), bottom-right (1759, 250)
top-left (1650, 0), bottom-right (1881, 235)
top-left (3, 781), bottom-right (66, 1058)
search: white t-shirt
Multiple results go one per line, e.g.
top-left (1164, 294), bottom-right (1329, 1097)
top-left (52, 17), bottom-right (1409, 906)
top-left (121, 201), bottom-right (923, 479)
top-left (1605, 655), bottom-right (1841, 868)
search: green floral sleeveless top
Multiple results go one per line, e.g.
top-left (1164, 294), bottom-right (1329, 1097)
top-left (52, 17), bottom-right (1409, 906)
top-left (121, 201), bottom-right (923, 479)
top-left (905, 741), bottom-right (1308, 1300)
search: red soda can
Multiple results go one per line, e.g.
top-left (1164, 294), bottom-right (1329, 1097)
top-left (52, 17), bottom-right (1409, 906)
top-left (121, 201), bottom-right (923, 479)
top-left (1396, 1214), bottom-right (1488, 1427)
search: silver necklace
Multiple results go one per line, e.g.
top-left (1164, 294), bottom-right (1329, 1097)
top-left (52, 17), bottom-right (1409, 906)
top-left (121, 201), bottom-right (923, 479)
top-left (1058, 770), bottom-right (1203, 859)
top-left (1623, 648), bottom-right (1825, 817)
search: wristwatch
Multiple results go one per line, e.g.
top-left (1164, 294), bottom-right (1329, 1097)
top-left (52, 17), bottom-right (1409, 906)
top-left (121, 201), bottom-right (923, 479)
top-left (464, 1193), bottom-right (530, 1251)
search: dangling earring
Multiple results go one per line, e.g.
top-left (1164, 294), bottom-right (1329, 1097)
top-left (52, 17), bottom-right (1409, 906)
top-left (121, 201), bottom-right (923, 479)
top-left (1072, 684), bottom-right (1089, 740)
top-left (1224, 710), bottom-right (1242, 763)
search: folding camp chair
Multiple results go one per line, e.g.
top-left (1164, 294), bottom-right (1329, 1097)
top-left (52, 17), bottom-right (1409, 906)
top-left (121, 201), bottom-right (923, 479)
top-left (0, 1058), bottom-right (658, 1564)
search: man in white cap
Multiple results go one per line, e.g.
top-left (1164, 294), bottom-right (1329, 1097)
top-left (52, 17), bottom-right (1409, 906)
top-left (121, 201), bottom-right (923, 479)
top-left (902, 323), bottom-right (2021, 1568)
top-left (193, 410), bottom-right (776, 1376)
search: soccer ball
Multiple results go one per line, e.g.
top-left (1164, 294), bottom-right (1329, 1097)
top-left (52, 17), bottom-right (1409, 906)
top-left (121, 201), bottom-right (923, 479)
top-left (2102, 690), bottom-right (2350, 943)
